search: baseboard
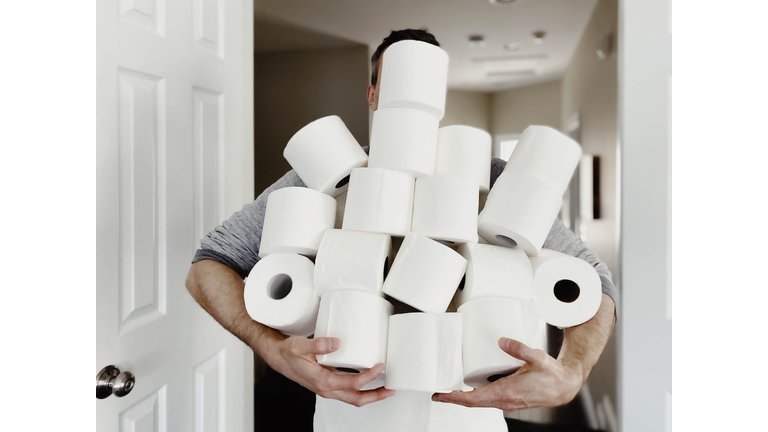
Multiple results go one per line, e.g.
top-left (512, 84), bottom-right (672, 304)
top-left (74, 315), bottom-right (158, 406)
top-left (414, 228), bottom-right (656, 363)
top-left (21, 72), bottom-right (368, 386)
top-left (579, 383), bottom-right (618, 432)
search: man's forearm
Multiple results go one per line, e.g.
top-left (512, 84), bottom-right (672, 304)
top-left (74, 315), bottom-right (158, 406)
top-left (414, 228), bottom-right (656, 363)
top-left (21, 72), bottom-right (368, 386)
top-left (557, 293), bottom-right (616, 383)
top-left (185, 259), bottom-right (283, 360)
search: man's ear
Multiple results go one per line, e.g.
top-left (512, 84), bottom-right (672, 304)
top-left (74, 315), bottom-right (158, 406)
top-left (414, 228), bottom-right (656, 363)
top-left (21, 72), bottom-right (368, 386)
top-left (366, 84), bottom-right (377, 110)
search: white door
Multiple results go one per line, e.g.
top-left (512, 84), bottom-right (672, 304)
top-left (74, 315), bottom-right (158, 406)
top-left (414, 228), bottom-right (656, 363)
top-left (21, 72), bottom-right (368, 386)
top-left (618, 0), bottom-right (672, 431)
top-left (96, 1), bottom-right (254, 431)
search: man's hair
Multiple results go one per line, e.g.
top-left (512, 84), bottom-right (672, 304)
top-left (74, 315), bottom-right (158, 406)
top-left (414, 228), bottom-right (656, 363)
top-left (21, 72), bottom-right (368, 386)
top-left (370, 29), bottom-right (440, 86)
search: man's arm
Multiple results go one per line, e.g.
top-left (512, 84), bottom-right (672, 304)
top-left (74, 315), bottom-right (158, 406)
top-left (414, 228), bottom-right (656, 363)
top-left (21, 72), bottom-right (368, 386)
top-left (186, 259), bottom-right (395, 407)
top-left (560, 294), bottom-right (616, 387)
top-left (187, 165), bottom-right (393, 407)
top-left (186, 260), bottom-right (281, 356)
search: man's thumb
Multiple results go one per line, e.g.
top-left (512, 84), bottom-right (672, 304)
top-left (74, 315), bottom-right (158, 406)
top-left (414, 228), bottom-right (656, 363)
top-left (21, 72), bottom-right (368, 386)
top-left (309, 337), bottom-right (340, 355)
top-left (498, 337), bottom-right (540, 364)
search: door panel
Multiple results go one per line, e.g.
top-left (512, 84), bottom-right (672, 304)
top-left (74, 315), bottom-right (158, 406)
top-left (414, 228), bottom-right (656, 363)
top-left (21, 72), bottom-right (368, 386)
top-left (193, 87), bottom-right (225, 249)
top-left (116, 68), bottom-right (166, 335)
top-left (97, 1), bottom-right (253, 431)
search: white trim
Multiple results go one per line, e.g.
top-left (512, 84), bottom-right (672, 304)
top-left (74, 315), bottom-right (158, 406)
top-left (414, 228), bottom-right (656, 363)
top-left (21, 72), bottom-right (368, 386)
top-left (492, 133), bottom-right (521, 161)
top-left (602, 394), bottom-right (618, 432)
top-left (617, 0), bottom-right (672, 431)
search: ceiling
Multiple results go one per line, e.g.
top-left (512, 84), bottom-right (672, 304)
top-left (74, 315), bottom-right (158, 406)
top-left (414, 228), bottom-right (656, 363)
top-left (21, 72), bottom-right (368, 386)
top-left (254, 0), bottom-right (598, 92)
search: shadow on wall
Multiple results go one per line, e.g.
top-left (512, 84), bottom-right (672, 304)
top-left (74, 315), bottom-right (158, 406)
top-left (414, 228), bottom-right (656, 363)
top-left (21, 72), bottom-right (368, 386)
top-left (253, 18), bottom-right (370, 196)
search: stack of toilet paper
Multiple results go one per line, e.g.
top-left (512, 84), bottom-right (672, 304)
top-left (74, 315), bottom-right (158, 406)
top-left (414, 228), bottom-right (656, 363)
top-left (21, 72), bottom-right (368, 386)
top-left (241, 39), bottom-right (603, 395)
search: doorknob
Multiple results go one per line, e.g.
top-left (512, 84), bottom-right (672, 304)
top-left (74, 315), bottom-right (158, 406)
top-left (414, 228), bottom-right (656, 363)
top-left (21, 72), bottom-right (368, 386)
top-left (96, 365), bottom-right (136, 399)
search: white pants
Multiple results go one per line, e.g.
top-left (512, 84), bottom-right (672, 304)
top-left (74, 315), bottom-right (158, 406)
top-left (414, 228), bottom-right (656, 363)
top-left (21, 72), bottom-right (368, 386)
top-left (313, 391), bottom-right (507, 432)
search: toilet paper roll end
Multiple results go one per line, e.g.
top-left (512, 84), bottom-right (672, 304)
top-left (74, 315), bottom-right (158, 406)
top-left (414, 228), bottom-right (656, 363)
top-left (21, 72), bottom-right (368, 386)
top-left (477, 221), bottom-right (541, 256)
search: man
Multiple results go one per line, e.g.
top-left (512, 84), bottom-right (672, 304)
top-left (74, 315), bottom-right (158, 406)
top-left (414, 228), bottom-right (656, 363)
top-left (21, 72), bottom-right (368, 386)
top-left (187, 29), bottom-right (618, 429)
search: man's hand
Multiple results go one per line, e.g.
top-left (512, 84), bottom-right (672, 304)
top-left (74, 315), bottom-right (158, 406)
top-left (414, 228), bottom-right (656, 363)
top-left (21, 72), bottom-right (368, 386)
top-left (431, 337), bottom-right (582, 411)
top-left (433, 294), bottom-right (615, 411)
top-left (186, 260), bottom-right (395, 407)
top-left (265, 335), bottom-right (396, 407)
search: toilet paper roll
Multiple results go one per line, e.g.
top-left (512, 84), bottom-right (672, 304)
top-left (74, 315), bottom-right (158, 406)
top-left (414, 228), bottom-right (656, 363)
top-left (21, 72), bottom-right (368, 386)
top-left (529, 249), bottom-right (602, 328)
top-left (527, 314), bottom-right (549, 353)
top-left (243, 253), bottom-right (319, 337)
top-left (377, 40), bottom-right (449, 120)
top-left (411, 175), bottom-right (479, 245)
top-left (283, 115), bottom-right (368, 197)
top-left (382, 233), bottom-right (467, 313)
top-left (259, 187), bottom-right (337, 258)
top-left (368, 107), bottom-right (439, 177)
top-left (342, 167), bottom-right (414, 237)
top-left (315, 291), bottom-right (394, 374)
top-left (434, 125), bottom-right (492, 192)
top-left (314, 229), bottom-right (393, 297)
top-left (458, 298), bottom-right (529, 388)
top-left (385, 312), bottom-right (464, 392)
top-left (454, 243), bottom-right (534, 308)
top-left (504, 125), bottom-right (581, 195)
top-left (478, 172), bottom-right (562, 256)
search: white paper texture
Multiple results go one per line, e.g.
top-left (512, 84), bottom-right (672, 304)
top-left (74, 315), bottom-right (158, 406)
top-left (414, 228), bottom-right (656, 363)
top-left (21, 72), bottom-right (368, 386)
top-left (434, 125), bottom-right (492, 192)
top-left (382, 233), bottom-right (467, 313)
top-left (243, 253), bottom-right (319, 336)
top-left (259, 187), bottom-right (336, 258)
top-left (377, 40), bottom-right (449, 120)
top-left (529, 249), bottom-right (602, 327)
top-left (283, 115), bottom-right (368, 196)
top-left (412, 175), bottom-right (479, 245)
top-left (478, 172), bottom-right (562, 256)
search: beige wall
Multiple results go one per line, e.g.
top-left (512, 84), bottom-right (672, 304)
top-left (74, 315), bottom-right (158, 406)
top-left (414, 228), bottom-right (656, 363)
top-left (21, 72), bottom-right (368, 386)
top-left (491, 80), bottom-right (562, 136)
top-left (254, 46), bottom-right (370, 194)
top-left (441, 90), bottom-right (491, 131)
top-left (560, 0), bottom-right (618, 419)
top-left (562, 0), bottom-right (618, 279)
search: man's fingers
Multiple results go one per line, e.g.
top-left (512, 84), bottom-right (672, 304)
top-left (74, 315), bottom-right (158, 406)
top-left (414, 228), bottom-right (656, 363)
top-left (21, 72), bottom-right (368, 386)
top-left (297, 337), bottom-right (340, 355)
top-left (339, 387), bottom-right (396, 407)
top-left (352, 363), bottom-right (386, 389)
top-left (315, 363), bottom-right (395, 406)
top-left (498, 337), bottom-right (544, 364)
top-left (322, 363), bottom-right (386, 390)
top-left (431, 388), bottom-right (497, 408)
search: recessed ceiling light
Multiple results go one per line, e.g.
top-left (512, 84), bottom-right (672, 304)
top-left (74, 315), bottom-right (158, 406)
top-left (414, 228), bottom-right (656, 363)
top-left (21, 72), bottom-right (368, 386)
top-left (468, 34), bottom-right (486, 48)
top-left (488, 0), bottom-right (521, 4)
top-left (487, 69), bottom-right (538, 77)
top-left (472, 53), bottom-right (548, 63)
top-left (504, 42), bottom-right (521, 52)
top-left (532, 30), bottom-right (546, 44)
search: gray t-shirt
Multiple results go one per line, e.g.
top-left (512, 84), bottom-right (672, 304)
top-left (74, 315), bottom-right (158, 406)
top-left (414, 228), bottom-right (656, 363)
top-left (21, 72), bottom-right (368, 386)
top-left (192, 156), bottom-right (619, 313)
